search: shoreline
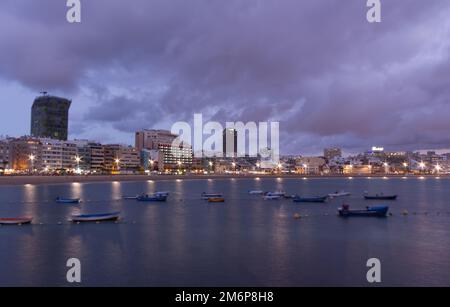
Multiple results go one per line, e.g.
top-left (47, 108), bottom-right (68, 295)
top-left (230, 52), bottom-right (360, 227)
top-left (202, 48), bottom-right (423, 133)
top-left (0, 173), bottom-right (447, 186)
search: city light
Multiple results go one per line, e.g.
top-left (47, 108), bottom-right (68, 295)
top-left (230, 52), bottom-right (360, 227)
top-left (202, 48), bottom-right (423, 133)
top-left (29, 154), bottom-right (35, 161)
top-left (419, 162), bottom-right (426, 169)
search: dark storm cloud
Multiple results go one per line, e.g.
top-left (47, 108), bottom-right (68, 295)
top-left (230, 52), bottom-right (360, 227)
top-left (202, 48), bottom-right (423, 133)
top-left (0, 0), bottom-right (449, 153)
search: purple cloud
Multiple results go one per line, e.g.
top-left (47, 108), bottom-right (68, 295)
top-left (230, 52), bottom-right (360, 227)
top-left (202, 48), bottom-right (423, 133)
top-left (0, 0), bottom-right (449, 154)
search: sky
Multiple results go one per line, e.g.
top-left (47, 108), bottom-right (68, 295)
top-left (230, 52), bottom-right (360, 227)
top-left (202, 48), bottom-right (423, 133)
top-left (0, 0), bottom-right (449, 155)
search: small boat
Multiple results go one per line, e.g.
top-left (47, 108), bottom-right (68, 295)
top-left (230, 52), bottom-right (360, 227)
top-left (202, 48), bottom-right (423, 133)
top-left (208, 197), bottom-right (225, 203)
top-left (71, 212), bottom-right (121, 222)
top-left (136, 194), bottom-right (168, 202)
top-left (265, 191), bottom-right (286, 197)
top-left (263, 195), bottom-right (282, 200)
top-left (293, 195), bottom-right (328, 203)
top-left (338, 205), bottom-right (389, 217)
top-left (56, 197), bottom-right (81, 204)
top-left (328, 191), bottom-right (351, 198)
top-left (201, 192), bottom-right (223, 200)
top-left (249, 190), bottom-right (265, 195)
top-left (0, 217), bottom-right (33, 225)
top-left (364, 194), bottom-right (397, 200)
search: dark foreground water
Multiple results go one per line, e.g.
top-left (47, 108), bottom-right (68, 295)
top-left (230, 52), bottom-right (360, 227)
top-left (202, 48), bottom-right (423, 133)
top-left (0, 177), bottom-right (449, 287)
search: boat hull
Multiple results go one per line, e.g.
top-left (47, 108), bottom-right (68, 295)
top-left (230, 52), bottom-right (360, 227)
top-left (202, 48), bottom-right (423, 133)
top-left (56, 198), bottom-right (80, 204)
top-left (0, 218), bottom-right (33, 225)
top-left (208, 197), bottom-right (225, 203)
top-left (71, 212), bottom-right (121, 222)
top-left (137, 196), bottom-right (167, 202)
top-left (338, 206), bottom-right (389, 217)
top-left (364, 195), bottom-right (397, 200)
top-left (293, 196), bottom-right (328, 203)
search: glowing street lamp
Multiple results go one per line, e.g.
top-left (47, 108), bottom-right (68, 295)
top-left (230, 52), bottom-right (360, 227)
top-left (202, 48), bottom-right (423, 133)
top-left (29, 154), bottom-right (35, 173)
top-left (419, 162), bottom-right (426, 173)
top-left (114, 158), bottom-right (120, 172)
top-left (435, 164), bottom-right (442, 174)
top-left (75, 156), bottom-right (82, 174)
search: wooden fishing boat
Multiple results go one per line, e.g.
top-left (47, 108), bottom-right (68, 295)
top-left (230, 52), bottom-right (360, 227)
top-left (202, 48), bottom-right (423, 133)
top-left (0, 217), bottom-right (33, 225)
top-left (71, 212), bottom-right (121, 222)
top-left (293, 195), bottom-right (328, 203)
top-left (56, 197), bottom-right (80, 204)
top-left (338, 205), bottom-right (389, 217)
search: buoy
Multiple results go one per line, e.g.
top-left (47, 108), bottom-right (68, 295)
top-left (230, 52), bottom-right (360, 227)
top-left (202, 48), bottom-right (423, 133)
top-left (77, 222), bottom-right (80, 225)
top-left (402, 210), bottom-right (409, 216)
top-left (293, 213), bottom-right (302, 220)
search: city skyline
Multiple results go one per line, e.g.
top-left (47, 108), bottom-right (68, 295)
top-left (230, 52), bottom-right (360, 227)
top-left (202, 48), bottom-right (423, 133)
top-left (1, 1), bottom-right (450, 155)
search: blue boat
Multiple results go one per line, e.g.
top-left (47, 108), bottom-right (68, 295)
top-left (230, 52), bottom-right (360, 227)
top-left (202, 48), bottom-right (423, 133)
top-left (136, 194), bottom-right (168, 202)
top-left (293, 195), bottom-right (328, 203)
top-left (338, 205), bottom-right (389, 217)
top-left (56, 197), bottom-right (80, 204)
top-left (71, 211), bottom-right (121, 222)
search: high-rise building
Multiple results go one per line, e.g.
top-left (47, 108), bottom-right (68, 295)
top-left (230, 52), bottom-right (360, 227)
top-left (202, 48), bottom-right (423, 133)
top-left (324, 148), bottom-right (342, 161)
top-left (223, 128), bottom-right (237, 158)
top-left (135, 129), bottom-right (192, 171)
top-left (135, 129), bottom-right (178, 151)
top-left (31, 94), bottom-right (71, 141)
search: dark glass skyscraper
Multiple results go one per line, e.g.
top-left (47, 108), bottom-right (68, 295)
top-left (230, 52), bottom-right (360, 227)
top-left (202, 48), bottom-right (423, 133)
top-left (30, 95), bottom-right (71, 141)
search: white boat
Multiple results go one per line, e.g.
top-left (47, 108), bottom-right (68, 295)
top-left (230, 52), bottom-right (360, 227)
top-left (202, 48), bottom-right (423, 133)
top-left (328, 191), bottom-right (351, 198)
top-left (249, 190), bottom-right (264, 195)
top-left (266, 191), bottom-right (285, 197)
top-left (264, 195), bottom-right (282, 200)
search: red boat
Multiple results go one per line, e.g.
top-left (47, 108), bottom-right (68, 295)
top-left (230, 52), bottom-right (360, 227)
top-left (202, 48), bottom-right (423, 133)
top-left (0, 217), bottom-right (33, 225)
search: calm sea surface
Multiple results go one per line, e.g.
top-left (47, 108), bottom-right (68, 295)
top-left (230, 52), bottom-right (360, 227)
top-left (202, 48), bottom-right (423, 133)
top-left (0, 177), bottom-right (449, 286)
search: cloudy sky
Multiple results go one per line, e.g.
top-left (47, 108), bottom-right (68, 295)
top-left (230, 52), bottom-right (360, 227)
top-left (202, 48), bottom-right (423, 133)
top-left (0, 0), bottom-right (449, 155)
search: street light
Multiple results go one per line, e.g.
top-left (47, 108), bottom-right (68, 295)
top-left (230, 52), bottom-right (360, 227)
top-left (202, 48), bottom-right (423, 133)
top-left (29, 154), bottom-right (35, 173)
top-left (419, 162), bottom-right (426, 173)
top-left (115, 158), bottom-right (120, 172)
top-left (75, 156), bottom-right (82, 174)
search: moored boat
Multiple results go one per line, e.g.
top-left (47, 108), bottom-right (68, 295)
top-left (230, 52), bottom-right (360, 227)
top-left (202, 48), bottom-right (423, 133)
top-left (263, 195), bottom-right (282, 200)
top-left (201, 192), bottom-right (223, 200)
top-left (328, 191), bottom-right (351, 198)
top-left (338, 205), bottom-right (389, 217)
top-left (136, 194), bottom-right (168, 202)
top-left (293, 195), bottom-right (328, 203)
top-left (265, 191), bottom-right (286, 197)
top-left (0, 217), bottom-right (33, 225)
top-left (56, 197), bottom-right (80, 204)
top-left (70, 212), bottom-right (121, 222)
top-left (364, 194), bottom-right (397, 200)
top-left (249, 190), bottom-right (265, 195)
